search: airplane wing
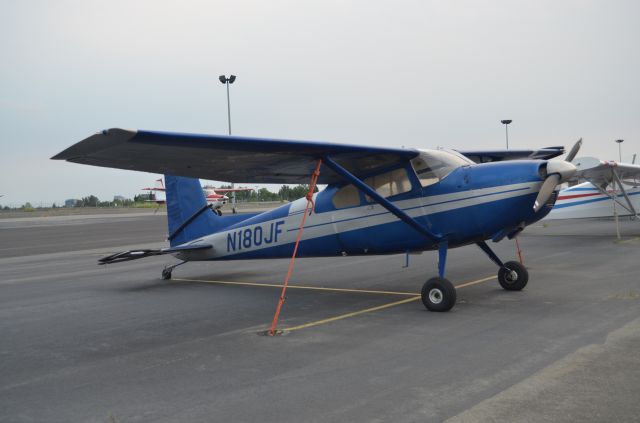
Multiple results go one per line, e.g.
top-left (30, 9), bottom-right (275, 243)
top-left (457, 146), bottom-right (565, 163)
top-left (572, 157), bottom-right (640, 187)
top-left (52, 128), bottom-right (419, 184)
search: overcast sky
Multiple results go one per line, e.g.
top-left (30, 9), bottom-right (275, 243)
top-left (1, 0), bottom-right (638, 205)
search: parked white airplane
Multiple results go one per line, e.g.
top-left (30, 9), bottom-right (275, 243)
top-left (547, 156), bottom-right (640, 223)
top-left (142, 178), bottom-right (253, 215)
top-left (548, 182), bottom-right (640, 219)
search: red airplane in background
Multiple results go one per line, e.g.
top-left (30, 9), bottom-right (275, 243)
top-left (143, 178), bottom-right (253, 215)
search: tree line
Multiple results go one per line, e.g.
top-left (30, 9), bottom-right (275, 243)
top-left (219, 184), bottom-right (318, 202)
top-left (4, 185), bottom-right (319, 210)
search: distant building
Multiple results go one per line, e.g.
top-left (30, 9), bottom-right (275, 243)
top-left (64, 199), bottom-right (78, 207)
top-left (113, 195), bottom-right (126, 202)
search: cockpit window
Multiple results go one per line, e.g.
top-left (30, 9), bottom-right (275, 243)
top-left (411, 149), bottom-right (471, 187)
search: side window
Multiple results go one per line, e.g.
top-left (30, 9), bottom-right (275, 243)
top-left (364, 168), bottom-right (412, 200)
top-left (411, 157), bottom-right (440, 187)
top-left (332, 184), bottom-right (360, 209)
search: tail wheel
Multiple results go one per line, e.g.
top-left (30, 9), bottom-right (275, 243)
top-left (498, 261), bottom-right (528, 291)
top-left (421, 277), bottom-right (456, 312)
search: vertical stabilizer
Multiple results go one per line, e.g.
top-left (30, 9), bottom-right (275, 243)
top-left (165, 175), bottom-right (220, 247)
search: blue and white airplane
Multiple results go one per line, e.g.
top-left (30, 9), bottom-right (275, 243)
top-left (52, 129), bottom-right (580, 312)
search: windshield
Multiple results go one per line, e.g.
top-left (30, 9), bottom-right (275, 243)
top-left (411, 149), bottom-right (472, 187)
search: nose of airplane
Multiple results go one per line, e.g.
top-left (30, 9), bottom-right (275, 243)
top-left (533, 160), bottom-right (578, 212)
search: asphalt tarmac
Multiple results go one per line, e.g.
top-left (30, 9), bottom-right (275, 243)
top-left (1, 213), bottom-right (639, 422)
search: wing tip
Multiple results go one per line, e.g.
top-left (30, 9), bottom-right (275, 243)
top-left (51, 128), bottom-right (137, 161)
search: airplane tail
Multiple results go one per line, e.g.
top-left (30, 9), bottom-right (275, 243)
top-left (165, 175), bottom-right (221, 247)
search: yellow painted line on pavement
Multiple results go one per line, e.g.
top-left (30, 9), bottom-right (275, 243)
top-left (285, 296), bottom-right (422, 332)
top-left (617, 237), bottom-right (640, 244)
top-left (283, 275), bottom-right (497, 332)
top-left (172, 275), bottom-right (497, 333)
top-left (454, 275), bottom-right (497, 288)
top-left (172, 277), bottom-right (419, 296)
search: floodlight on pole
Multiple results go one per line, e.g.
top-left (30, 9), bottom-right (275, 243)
top-left (219, 74), bottom-right (237, 212)
top-left (501, 120), bottom-right (512, 149)
top-left (219, 75), bottom-right (236, 136)
top-left (615, 139), bottom-right (624, 162)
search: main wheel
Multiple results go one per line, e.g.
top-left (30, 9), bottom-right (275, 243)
top-left (498, 261), bottom-right (528, 291)
top-left (421, 277), bottom-right (456, 312)
top-left (161, 268), bottom-right (172, 280)
top-left (216, 209), bottom-right (222, 216)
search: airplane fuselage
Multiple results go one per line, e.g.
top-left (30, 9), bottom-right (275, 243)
top-left (174, 160), bottom-right (552, 262)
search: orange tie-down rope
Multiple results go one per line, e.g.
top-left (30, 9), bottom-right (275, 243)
top-left (268, 159), bottom-right (323, 336)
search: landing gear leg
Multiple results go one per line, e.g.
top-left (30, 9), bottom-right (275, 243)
top-left (476, 241), bottom-right (529, 291)
top-left (161, 261), bottom-right (186, 280)
top-left (421, 241), bottom-right (456, 312)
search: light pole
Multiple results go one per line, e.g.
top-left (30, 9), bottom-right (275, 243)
top-left (501, 119), bottom-right (512, 149)
top-left (615, 139), bottom-right (624, 162)
top-left (219, 74), bottom-right (236, 135)
top-left (219, 74), bottom-right (237, 212)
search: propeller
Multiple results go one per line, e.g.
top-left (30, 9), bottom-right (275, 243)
top-left (533, 138), bottom-right (582, 212)
top-left (565, 138), bottom-right (582, 162)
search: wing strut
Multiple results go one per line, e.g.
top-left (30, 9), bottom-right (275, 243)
top-left (584, 168), bottom-right (639, 239)
top-left (583, 175), bottom-right (637, 216)
top-left (611, 169), bottom-right (638, 217)
top-left (323, 156), bottom-right (442, 243)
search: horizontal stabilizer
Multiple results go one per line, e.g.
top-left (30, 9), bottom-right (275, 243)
top-left (98, 249), bottom-right (163, 264)
top-left (98, 243), bottom-right (212, 265)
top-left (161, 243), bottom-right (213, 254)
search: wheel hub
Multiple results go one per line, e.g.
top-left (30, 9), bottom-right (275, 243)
top-left (506, 270), bottom-right (518, 282)
top-left (429, 288), bottom-right (443, 304)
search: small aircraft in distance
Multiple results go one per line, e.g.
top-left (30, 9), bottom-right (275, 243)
top-left (53, 128), bottom-right (578, 312)
top-left (547, 156), bottom-right (640, 233)
top-left (142, 178), bottom-right (253, 215)
top-left (142, 178), bottom-right (167, 205)
top-left (202, 185), bottom-right (254, 215)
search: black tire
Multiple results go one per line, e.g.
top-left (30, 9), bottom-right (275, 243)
top-left (216, 209), bottom-right (222, 216)
top-left (161, 269), bottom-right (172, 280)
top-left (498, 261), bottom-right (528, 291)
top-left (421, 277), bottom-right (456, 312)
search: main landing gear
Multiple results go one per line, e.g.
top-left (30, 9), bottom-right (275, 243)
top-left (422, 242), bottom-right (457, 312)
top-left (421, 277), bottom-right (456, 312)
top-left (421, 240), bottom-right (529, 312)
